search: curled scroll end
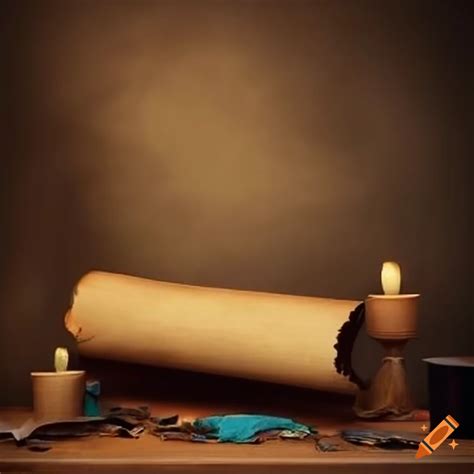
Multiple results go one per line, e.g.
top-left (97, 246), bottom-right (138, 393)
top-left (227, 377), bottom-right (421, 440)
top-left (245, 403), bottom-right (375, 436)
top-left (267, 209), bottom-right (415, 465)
top-left (334, 302), bottom-right (368, 390)
top-left (65, 309), bottom-right (95, 344)
top-left (64, 285), bottom-right (94, 344)
top-left (65, 308), bottom-right (80, 340)
top-left (65, 283), bottom-right (78, 335)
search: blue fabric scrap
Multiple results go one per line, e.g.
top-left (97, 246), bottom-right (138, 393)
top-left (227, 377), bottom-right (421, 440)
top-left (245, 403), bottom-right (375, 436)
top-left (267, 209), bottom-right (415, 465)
top-left (84, 380), bottom-right (101, 417)
top-left (192, 414), bottom-right (313, 443)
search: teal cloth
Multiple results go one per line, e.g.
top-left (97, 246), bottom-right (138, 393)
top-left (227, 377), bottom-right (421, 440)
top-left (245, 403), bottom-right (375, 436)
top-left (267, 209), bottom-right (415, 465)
top-left (84, 380), bottom-right (101, 417)
top-left (193, 414), bottom-right (312, 443)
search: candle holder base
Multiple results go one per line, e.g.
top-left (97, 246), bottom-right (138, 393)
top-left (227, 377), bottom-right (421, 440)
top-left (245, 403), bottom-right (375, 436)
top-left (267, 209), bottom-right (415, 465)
top-left (354, 341), bottom-right (414, 420)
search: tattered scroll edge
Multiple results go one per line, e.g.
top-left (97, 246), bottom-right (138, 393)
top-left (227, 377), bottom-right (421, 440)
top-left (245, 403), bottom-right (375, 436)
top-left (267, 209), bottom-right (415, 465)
top-left (64, 280), bottom-right (95, 344)
top-left (333, 302), bottom-right (367, 390)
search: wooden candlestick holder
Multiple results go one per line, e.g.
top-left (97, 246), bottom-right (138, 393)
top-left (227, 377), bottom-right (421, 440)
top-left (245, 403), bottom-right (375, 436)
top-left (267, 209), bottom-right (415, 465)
top-left (354, 294), bottom-right (419, 419)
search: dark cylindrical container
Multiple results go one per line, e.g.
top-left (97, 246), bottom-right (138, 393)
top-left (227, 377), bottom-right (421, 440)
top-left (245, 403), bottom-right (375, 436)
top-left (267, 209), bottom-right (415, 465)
top-left (424, 357), bottom-right (474, 439)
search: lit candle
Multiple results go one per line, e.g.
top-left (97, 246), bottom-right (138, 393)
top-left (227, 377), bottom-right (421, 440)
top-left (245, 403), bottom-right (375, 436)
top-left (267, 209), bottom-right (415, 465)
top-left (31, 347), bottom-right (85, 420)
top-left (381, 261), bottom-right (401, 295)
top-left (365, 262), bottom-right (419, 339)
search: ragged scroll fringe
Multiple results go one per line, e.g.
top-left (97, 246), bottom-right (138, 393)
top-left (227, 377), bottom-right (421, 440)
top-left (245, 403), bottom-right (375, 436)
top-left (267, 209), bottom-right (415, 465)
top-left (333, 302), bottom-right (367, 389)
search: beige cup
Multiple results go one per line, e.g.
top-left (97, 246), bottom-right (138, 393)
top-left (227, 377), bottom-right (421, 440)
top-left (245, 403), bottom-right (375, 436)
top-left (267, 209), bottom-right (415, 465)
top-left (365, 294), bottom-right (419, 340)
top-left (31, 370), bottom-right (85, 420)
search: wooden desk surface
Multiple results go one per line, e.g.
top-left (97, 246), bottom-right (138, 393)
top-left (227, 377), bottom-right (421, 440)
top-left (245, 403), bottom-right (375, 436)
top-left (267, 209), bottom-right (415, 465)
top-left (1, 401), bottom-right (473, 473)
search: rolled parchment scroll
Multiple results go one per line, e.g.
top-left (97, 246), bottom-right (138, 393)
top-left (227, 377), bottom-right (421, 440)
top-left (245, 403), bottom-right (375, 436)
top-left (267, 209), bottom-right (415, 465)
top-left (66, 271), bottom-right (363, 395)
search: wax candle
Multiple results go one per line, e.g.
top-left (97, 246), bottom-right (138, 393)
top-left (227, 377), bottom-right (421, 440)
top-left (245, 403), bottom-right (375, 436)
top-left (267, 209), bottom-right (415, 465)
top-left (365, 262), bottom-right (419, 339)
top-left (31, 347), bottom-right (85, 420)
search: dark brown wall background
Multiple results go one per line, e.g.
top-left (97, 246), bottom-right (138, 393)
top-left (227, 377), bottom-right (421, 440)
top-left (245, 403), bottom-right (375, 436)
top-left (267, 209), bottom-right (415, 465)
top-left (1, 0), bottom-right (472, 407)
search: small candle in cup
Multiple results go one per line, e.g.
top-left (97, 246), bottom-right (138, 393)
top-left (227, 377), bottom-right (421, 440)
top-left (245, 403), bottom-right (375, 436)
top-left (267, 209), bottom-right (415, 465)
top-left (365, 261), bottom-right (419, 339)
top-left (31, 347), bottom-right (85, 420)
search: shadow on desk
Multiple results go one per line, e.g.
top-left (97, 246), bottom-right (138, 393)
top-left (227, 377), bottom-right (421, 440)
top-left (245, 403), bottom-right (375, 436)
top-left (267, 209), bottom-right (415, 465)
top-left (82, 357), bottom-right (356, 422)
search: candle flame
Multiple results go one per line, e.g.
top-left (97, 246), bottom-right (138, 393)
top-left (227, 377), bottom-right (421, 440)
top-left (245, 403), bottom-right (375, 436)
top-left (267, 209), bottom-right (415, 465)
top-left (381, 261), bottom-right (401, 295)
top-left (54, 347), bottom-right (69, 372)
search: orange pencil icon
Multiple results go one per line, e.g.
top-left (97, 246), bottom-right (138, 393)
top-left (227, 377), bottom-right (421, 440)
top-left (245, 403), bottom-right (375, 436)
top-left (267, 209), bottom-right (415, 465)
top-left (416, 415), bottom-right (459, 459)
